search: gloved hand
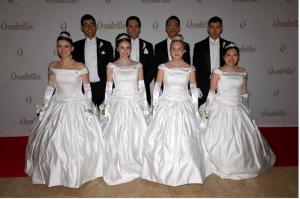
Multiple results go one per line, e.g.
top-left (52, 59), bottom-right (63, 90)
top-left (83, 83), bottom-right (93, 115)
top-left (190, 83), bottom-right (203, 119)
top-left (103, 81), bottom-right (113, 117)
top-left (138, 80), bottom-right (150, 117)
top-left (151, 82), bottom-right (161, 116)
top-left (39, 83), bottom-right (55, 121)
top-left (241, 92), bottom-right (250, 114)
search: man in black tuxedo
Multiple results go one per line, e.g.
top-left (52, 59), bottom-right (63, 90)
top-left (193, 16), bottom-right (232, 106)
top-left (114, 16), bottom-right (154, 105)
top-left (154, 16), bottom-right (190, 78)
top-left (73, 14), bottom-right (113, 107)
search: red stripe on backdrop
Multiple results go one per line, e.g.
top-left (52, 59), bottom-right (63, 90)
top-left (0, 127), bottom-right (298, 177)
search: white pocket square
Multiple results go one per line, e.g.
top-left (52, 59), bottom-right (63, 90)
top-left (101, 51), bottom-right (106, 54)
top-left (143, 48), bottom-right (149, 54)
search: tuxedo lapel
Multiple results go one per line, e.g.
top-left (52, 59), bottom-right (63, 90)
top-left (139, 38), bottom-right (143, 62)
top-left (78, 39), bottom-right (86, 63)
top-left (204, 37), bottom-right (211, 72)
top-left (96, 38), bottom-right (100, 68)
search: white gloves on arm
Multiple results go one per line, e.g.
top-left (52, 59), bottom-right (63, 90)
top-left (138, 80), bottom-right (149, 117)
top-left (152, 82), bottom-right (161, 115)
top-left (39, 83), bottom-right (55, 121)
top-left (190, 84), bottom-right (202, 119)
top-left (241, 92), bottom-right (250, 114)
top-left (83, 83), bottom-right (93, 114)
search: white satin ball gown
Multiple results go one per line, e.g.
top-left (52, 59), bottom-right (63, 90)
top-left (142, 64), bottom-right (211, 186)
top-left (101, 62), bottom-right (148, 185)
top-left (202, 68), bottom-right (276, 180)
top-left (25, 67), bottom-right (104, 188)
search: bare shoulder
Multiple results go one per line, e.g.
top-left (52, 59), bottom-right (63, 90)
top-left (182, 62), bottom-right (191, 68)
top-left (74, 61), bottom-right (85, 69)
top-left (237, 66), bottom-right (246, 72)
top-left (131, 60), bottom-right (139, 65)
top-left (48, 61), bottom-right (59, 68)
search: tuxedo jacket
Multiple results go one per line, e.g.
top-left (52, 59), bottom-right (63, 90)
top-left (154, 39), bottom-right (191, 78)
top-left (193, 37), bottom-right (231, 105)
top-left (73, 37), bottom-right (113, 83)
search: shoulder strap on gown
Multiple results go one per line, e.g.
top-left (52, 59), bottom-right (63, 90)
top-left (212, 68), bottom-right (223, 75)
top-left (79, 67), bottom-right (89, 75)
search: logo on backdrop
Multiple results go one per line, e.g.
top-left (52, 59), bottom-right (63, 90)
top-left (280, 43), bottom-right (286, 52)
top-left (267, 66), bottom-right (295, 75)
top-left (152, 20), bottom-right (159, 30)
top-left (273, 18), bottom-right (298, 28)
top-left (46, 0), bottom-right (78, 4)
top-left (17, 48), bottom-right (23, 56)
top-left (141, 0), bottom-right (171, 4)
top-left (273, 89), bottom-right (279, 97)
top-left (11, 72), bottom-right (41, 80)
top-left (240, 19), bottom-right (246, 29)
top-left (20, 117), bottom-right (35, 126)
top-left (261, 109), bottom-right (287, 117)
top-left (239, 45), bottom-right (256, 53)
top-left (0, 21), bottom-right (33, 31)
top-left (26, 95), bottom-right (32, 103)
top-left (97, 20), bottom-right (125, 30)
top-left (232, 0), bottom-right (260, 3)
top-left (186, 19), bottom-right (207, 29)
top-left (60, 22), bottom-right (67, 31)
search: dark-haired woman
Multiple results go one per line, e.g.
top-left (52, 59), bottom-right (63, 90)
top-left (101, 33), bottom-right (148, 185)
top-left (200, 43), bottom-right (276, 179)
top-left (25, 31), bottom-right (105, 188)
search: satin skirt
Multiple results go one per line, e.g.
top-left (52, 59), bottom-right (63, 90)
top-left (203, 98), bottom-right (276, 179)
top-left (101, 97), bottom-right (147, 185)
top-left (25, 97), bottom-right (104, 188)
top-left (142, 98), bottom-right (211, 186)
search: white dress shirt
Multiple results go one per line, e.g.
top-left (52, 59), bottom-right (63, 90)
top-left (84, 37), bottom-right (100, 82)
top-left (167, 37), bottom-right (172, 61)
top-left (209, 37), bottom-right (220, 72)
top-left (130, 38), bottom-right (140, 62)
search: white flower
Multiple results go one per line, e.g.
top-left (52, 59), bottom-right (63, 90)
top-left (222, 42), bottom-right (226, 48)
top-left (35, 104), bottom-right (44, 115)
top-left (142, 42), bottom-right (146, 50)
top-left (99, 104), bottom-right (108, 117)
top-left (98, 41), bottom-right (103, 49)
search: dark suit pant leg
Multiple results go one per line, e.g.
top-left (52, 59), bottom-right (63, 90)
top-left (145, 84), bottom-right (151, 105)
top-left (90, 81), bottom-right (105, 107)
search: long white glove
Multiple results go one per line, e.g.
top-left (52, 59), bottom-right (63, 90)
top-left (198, 90), bottom-right (215, 129)
top-left (200, 90), bottom-right (216, 117)
top-left (39, 83), bottom-right (55, 121)
top-left (241, 92), bottom-right (250, 113)
top-left (138, 80), bottom-right (149, 117)
top-left (101, 81), bottom-right (113, 117)
top-left (190, 84), bottom-right (202, 119)
top-left (83, 83), bottom-right (93, 114)
top-left (152, 82), bottom-right (161, 115)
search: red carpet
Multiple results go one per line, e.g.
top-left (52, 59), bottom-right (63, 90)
top-left (0, 127), bottom-right (297, 177)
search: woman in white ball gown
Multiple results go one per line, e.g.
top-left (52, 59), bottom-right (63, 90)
top-left (101, 33), bottom-right (149, 185)
top-left (200, 43), bottom-right (276, 180)
top-left (25, 31), bottom-right (104, 188)
top-left (142, 35), bottom-right (211, 186)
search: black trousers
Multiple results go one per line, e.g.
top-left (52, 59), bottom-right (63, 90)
top-left (90, 81), bottom-right (106, 107)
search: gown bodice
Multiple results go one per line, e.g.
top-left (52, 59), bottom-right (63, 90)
top-left (214, 69), bottom-right (247, 105)
top-left (108, 62), bottom-right (142, 98)
top-left (50, 67), bottom-right (88, 100)
top-left (158, 64), bottom-right (196, 101)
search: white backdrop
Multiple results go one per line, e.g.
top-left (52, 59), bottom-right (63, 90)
top-left (0, 0), bottom-right (298, 136)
